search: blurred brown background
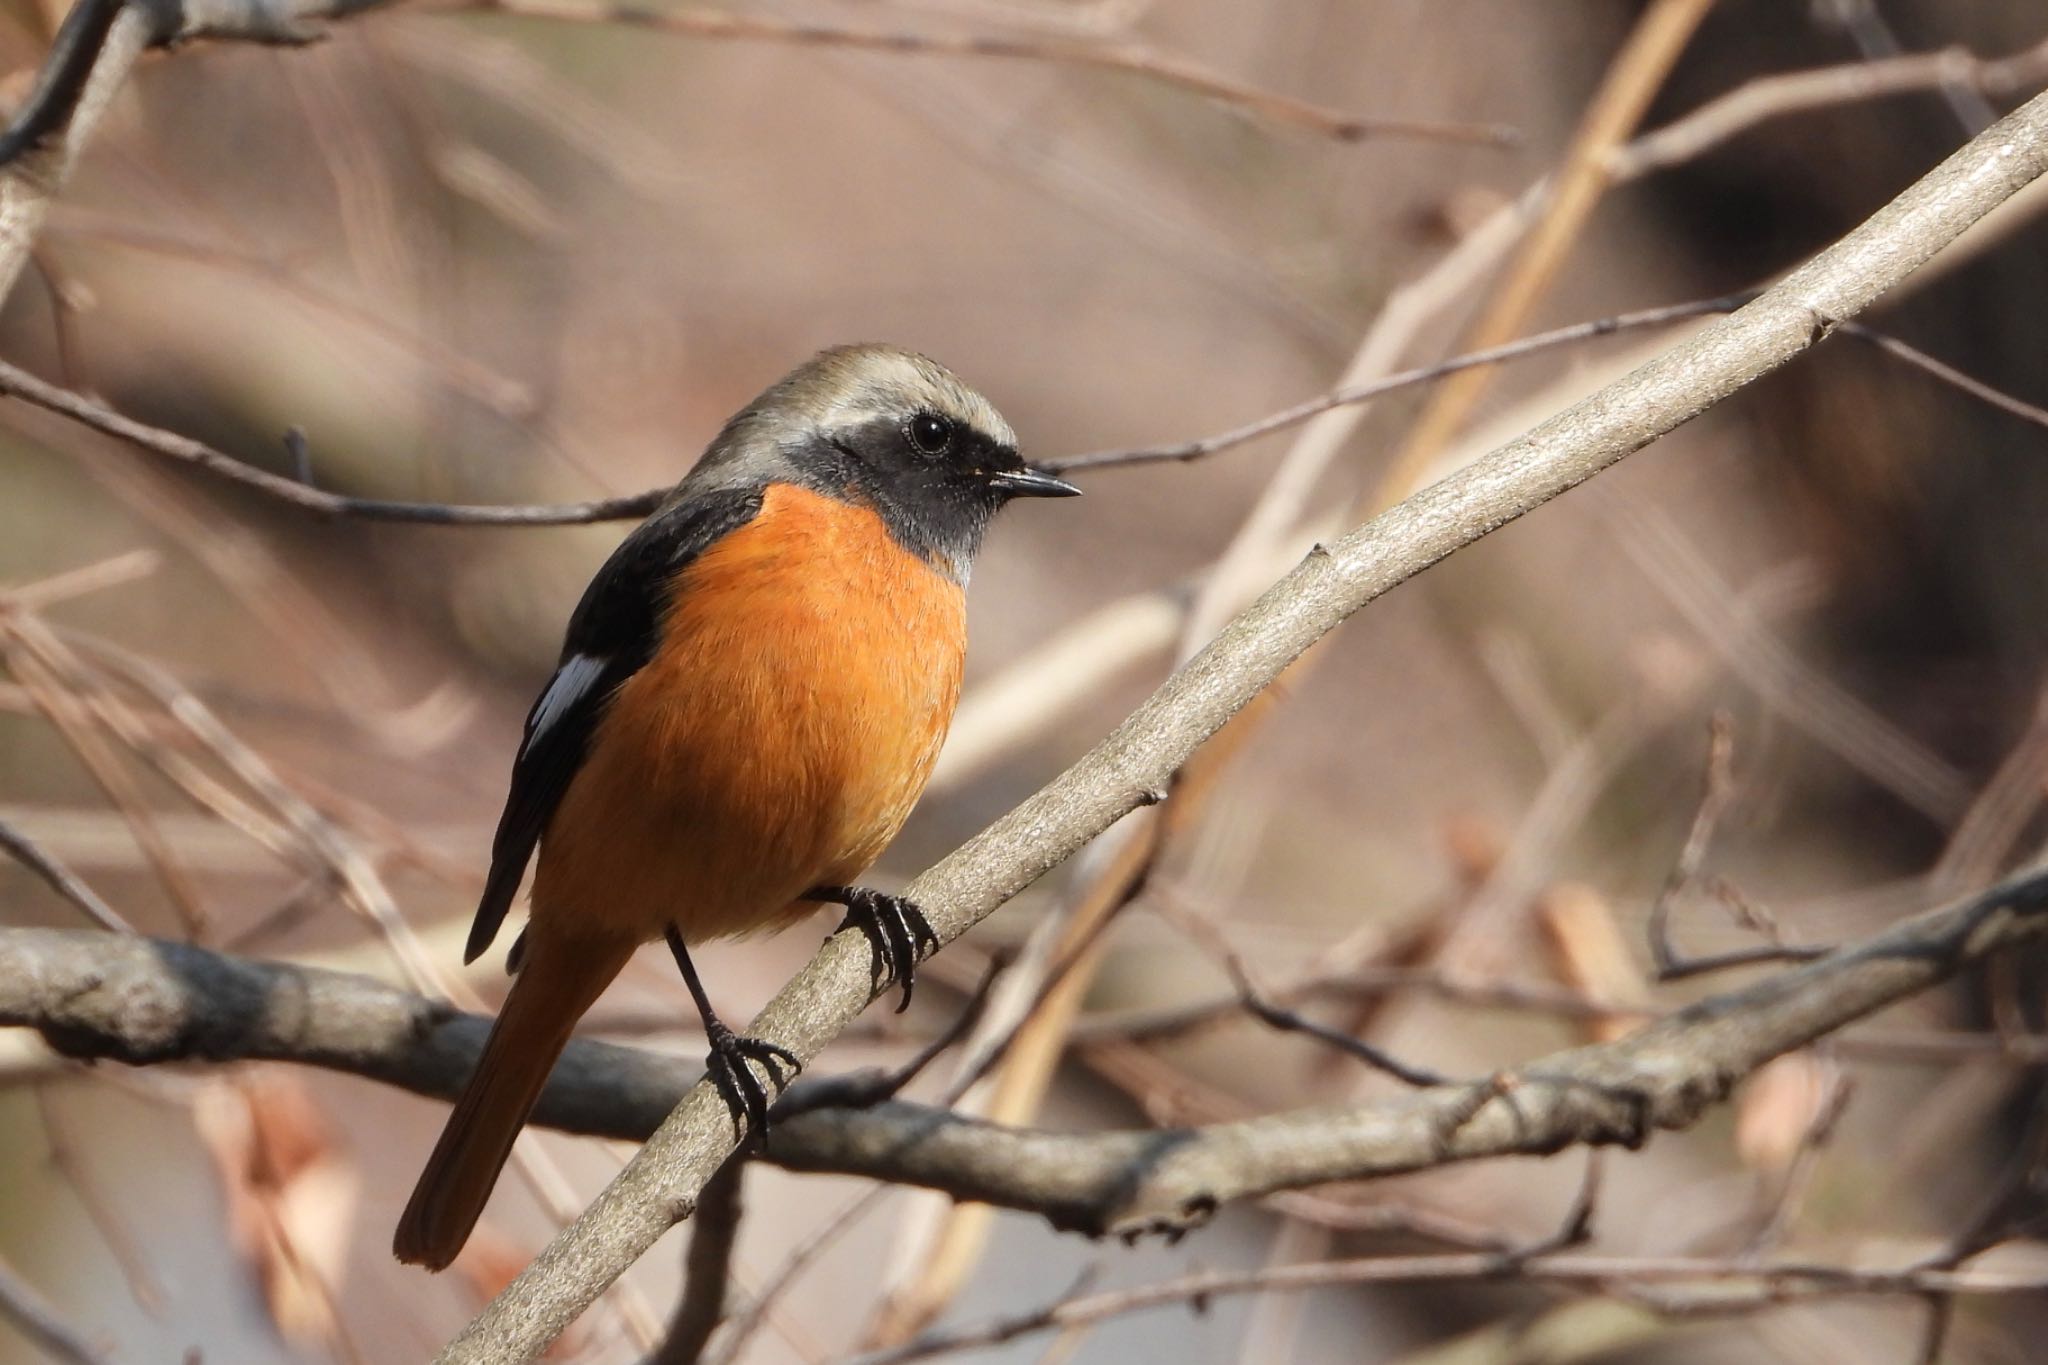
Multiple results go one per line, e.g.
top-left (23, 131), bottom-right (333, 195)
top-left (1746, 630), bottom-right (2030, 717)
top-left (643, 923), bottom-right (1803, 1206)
top-left (4, 1), bottom-right (2048, 1361)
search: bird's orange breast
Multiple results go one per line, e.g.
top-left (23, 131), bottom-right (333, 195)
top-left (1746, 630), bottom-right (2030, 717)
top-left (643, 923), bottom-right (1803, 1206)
top-left (528, 483), bottom-right (967, 946)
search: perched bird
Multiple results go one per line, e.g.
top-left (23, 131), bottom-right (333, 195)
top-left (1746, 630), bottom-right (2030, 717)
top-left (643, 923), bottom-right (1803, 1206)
top-left (393, 345), bottom-right (1078, 1270)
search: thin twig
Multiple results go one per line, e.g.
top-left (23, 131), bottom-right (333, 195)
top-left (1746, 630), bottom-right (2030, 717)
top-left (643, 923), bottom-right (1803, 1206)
top-left (1914, 1085), bottom-right (2048, 1273)
top-left (461, 0), bottom-right (1517, 147)
top-left (0, 1252), bottom-right (110, 1365)
top-left (1931, 685), bottom-right (2048, 897)
top-left (1646, 722), bottom-right (1831, 978)
top-left (0, 0), bottom-right (152, 301)
top-left (652, 1157), bottom-right (746, 1365)
top-left (0, 354), bottom-right (664, 524)
top-left (862, 814), bottom-right (1155, 1344)
top-left (1611, 39), bottom-right (2048, 179)
top-left (850, 1250), bottom-right (2048, 1365)
top-left (1600, 491), bottom-right (1971, 821)
top-left (1, 627), bottom-right (213, 936)
top-left (1836, 319), bottom-right (2048, 433)
top-left (1648, 713), bottom-right (1745, 979)
top-left (1814, 0), bottom-right (1998, 134)
top-left (772, 953), bottom-right (1011, 1119)
top-left (49, 214), bottom-right (537, 415)
top-left (1905, 1085), bottom-right (2048, 1363)
top-left (1042, 294), bottom-right (1757, 473)
top-left (33, 1084), bottom-right (166, 1312)
top-left (0, 814), bottom-right (133, 933)
top-left (1737, 1065), bottom-right (1855, 1259)
top-left (700, 1187), bottom-right (891, 1365)
top-left (0, 549), bottom-right (159, 611)
top-left (1228, 956), bottom-right (1451, 1087)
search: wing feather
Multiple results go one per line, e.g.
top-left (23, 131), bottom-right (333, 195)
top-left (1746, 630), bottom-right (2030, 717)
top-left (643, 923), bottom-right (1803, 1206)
top-left (463, 487), bottom-right (764, 965)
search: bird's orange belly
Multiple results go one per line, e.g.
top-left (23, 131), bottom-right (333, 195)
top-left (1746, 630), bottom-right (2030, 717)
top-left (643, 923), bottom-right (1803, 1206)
top-left (529, 484), bottom-right (966, 946)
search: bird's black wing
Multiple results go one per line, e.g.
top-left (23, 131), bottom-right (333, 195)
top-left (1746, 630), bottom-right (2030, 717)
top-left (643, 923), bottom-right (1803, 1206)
top-left (464, 487), bottom-right (765, 965)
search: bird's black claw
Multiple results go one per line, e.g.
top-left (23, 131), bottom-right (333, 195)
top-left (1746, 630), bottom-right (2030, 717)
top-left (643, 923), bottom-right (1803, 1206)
top-left (814, 886), bottom-right (939, 1013)
top-left (703, 1021), bottom-right (801, 1143)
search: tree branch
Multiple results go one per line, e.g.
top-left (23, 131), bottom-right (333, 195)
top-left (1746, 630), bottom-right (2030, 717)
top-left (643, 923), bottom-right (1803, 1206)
top-left (0, 354), bottom-right (667, 524)
top-left (5, 819), bottom-right (2048, 1315)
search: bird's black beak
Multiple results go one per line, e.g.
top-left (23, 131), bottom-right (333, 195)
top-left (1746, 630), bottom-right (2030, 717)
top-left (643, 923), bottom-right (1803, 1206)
top-left (985, 466), bottom-right (1082, 498)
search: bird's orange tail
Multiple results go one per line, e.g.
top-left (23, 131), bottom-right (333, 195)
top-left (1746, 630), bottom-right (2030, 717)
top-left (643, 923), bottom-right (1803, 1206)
top-left (393, 933), bottom-right (634, 1270)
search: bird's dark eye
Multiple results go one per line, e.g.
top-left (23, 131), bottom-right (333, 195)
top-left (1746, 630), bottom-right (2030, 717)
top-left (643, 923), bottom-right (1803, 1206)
top-left (907, 412), bottom-right (953, 456)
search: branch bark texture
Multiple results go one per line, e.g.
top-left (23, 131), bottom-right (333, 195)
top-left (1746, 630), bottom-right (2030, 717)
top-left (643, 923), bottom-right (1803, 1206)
top-left (429, 90), bottom-right (2048, 1360)
top-left (6, 858), bottom-right (2048, 1241)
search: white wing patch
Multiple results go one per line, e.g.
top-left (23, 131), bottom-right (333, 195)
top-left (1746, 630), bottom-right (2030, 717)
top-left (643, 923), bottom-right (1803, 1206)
top-left (525, 652), bottom-right (608, 754)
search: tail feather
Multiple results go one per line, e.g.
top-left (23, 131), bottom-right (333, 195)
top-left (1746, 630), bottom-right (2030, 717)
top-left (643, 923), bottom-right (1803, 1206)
top-left (393, 934), bottom-right (632, 1270)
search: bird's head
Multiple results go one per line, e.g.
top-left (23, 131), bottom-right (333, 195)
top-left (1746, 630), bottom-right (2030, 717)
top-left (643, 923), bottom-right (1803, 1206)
top-left (694, 344), bottom-right (1078, 579)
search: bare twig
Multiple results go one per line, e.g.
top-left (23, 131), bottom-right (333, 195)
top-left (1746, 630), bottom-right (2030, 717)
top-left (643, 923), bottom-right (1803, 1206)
top-left (1647, 712), bottom-right (1741, 977)
top-left (1602, 492), bottom-right (1971, 821)
top-left (1737, 1065), bottom-right (1855, 1258)
top-left (1228, 957), bottom-right (1451, 1088)
top-left (700, 1187), bottom-right (890, 1365)
top-left (0, 553), bottom-right (159, 616)
top-left (1814, 0), bottom-right (1998, 134)
top-left (1932, 685), bottom-right (2048, 897)
top-left (1611, 39), bottom-right (2048, 179)
top-left (848, 1251), bottom-right (2048, 1365)
top-left (1042, 294), bottom-right (1756, 474)
top-left (1654, 942), bottom-right (1832, 982)
top-left (0, 0), bottom-right (1518, 169)
top-left (33, 1084), bottom-right (165, 1313)
top-left (48, 214), bottom-right (537, 415)
top-left (0, 355), bottom-right (663, 524)
top-left (774, 953), bottom-right (1011, 1119)
top-left (1641, 713), bottom-right (1828, 982)
top-left (652, 1157), bottom-right (745, 1365)
top-left (1916, 1086), bottom-right (2048, 1273)
top-left (0, 814), bottom-right (133, 933)
top-left (1835, 319), bottom-right (2048, 433)
top-left (458, 0), bottom-right (1515, 147)
top-left (1905, 1084), bottom-right (2048, 1364)
top-left (0, 1252), bottom-right (110, 1365)
top-left (1, 626), bottom-right (213, 936)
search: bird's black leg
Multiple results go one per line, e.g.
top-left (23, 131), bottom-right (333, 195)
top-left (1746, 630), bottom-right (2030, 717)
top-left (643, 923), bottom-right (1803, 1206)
top-left (665, 924), bottom-right (800, 1142)
top-left (808, 886), bottom-right (940, 1012)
